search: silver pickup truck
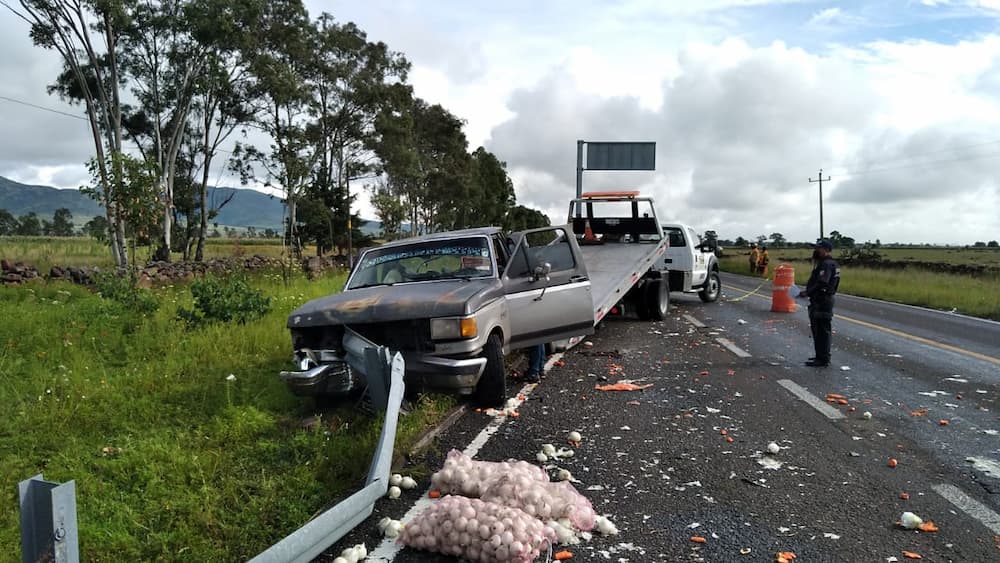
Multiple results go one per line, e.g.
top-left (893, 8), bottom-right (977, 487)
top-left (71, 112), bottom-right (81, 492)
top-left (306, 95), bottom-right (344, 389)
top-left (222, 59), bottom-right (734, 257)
top-left (282, 226), bottom-right (595, 406)
top-left (280, 192), bottom-right (670, 407)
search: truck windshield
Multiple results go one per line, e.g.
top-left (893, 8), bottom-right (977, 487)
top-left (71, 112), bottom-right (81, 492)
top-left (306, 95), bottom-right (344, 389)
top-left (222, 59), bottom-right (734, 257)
top-left (347, 237), bottom-right (495, 289)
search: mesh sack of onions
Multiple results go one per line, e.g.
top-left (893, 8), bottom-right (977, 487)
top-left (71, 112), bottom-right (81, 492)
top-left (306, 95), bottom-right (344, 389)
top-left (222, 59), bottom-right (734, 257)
top-left (398, 495), bottom-right (557, 563)
top-left (430, 449), bottom-right (548, 497)
top-left (481, 473), bottom-right (597, 531)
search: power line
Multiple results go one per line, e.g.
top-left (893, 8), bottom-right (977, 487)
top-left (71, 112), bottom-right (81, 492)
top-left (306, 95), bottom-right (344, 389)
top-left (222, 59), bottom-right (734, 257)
top-left (0, 94), bottom-right (88, 121)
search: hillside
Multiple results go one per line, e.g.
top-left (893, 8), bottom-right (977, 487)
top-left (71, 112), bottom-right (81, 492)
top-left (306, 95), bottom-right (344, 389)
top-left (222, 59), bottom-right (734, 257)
top-left (0, 176), bottom-right (383, 234)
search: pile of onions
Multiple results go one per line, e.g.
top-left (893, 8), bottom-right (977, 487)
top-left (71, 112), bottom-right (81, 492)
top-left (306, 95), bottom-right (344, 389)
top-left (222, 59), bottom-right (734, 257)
top-left (398, 495), bottom-right (556, 563)
top-left (481, 474), bottom-right (596, 531)
top-left (430, 449), bottom-right (548, 497)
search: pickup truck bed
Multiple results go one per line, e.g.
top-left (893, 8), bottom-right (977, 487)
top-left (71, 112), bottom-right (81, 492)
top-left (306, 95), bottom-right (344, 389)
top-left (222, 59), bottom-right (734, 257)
top-left (580, 241), bottom-right (667, 323)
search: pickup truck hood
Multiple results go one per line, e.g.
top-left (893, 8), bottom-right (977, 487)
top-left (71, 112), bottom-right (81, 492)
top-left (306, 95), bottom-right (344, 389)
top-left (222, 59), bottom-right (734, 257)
top-left (287, 279), bottom-right (503, 328)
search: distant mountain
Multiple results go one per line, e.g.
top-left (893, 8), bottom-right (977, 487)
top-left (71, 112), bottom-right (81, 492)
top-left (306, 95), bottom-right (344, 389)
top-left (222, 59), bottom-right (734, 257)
top-left (0, 177), bottom-right (383, 234)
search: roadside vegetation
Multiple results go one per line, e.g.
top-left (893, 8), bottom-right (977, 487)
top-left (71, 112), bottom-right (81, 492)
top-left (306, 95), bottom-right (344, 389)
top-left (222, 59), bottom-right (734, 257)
top-left (720, 249), bottom-right (1000, 320)
top-left (0, 268), bottom-right (455, 561)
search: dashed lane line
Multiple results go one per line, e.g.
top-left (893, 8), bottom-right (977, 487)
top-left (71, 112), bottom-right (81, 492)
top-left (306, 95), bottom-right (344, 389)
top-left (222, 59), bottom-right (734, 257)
top-left (716, 337), bottom-right (752, 358)
top-left (367, 353), bottom-right (563, 562)
top-left (723, 285), bottom-right (1000, 365)
top-left (933, 483), bottom-right (1000, 535)
top-left (683, 314), bottom-right (707, 328)
top-left (776, 379), bottom-right (846, 420)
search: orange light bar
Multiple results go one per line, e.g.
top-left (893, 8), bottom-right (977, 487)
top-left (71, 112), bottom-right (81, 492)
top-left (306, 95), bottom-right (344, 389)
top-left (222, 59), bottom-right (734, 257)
top-left (581, 190), bottom-right (640, 199)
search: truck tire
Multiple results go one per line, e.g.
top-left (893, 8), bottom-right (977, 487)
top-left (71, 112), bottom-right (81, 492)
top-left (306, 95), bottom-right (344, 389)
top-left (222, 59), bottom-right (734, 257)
top-left (699, 270), bottom-right (721, 303)
top-left (645, 279), bottom-right (669, 320)
top-left (472, 333), bottom-right (506, 408)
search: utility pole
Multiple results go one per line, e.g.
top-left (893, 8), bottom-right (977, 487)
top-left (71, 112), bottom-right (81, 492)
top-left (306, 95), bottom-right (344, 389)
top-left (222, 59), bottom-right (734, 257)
top-left (808, 169), bottom-right (830, 240)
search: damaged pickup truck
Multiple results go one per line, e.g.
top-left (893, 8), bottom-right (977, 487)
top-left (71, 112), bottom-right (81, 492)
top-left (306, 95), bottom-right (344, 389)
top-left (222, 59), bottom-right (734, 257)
top-left (280, 226), bottom-right (595, 407)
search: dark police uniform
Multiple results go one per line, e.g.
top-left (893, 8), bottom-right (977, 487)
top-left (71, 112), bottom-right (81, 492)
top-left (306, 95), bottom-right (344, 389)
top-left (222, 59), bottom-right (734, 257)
top-left (804, 255), bottom-right (840, 366)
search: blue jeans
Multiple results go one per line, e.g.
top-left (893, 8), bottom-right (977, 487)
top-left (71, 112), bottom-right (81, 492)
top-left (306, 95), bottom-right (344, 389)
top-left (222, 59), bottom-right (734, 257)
top-left (527, 344), bottom-right (545, 376)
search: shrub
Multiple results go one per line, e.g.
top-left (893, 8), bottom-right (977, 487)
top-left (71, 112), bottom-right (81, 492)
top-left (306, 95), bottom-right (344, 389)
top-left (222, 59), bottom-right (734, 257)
top-left (92, 270), bottom-right (160, 315)
top-left (178, 275), bottom-right (271, 326)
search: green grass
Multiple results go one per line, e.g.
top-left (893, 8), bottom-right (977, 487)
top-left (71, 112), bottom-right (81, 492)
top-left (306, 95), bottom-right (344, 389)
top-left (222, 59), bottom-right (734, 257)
top-left (720, 257), bottom-right (1000, 320)
top-left (739, 246), bottom-right (1000, 268)
top-left (0, 236), bottom-right (306, 272)
top-left (0, 271), bottom-right (455, 561)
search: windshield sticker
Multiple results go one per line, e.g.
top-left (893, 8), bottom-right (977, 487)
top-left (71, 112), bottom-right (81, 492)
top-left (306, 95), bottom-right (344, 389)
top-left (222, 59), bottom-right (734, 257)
top-left (461, 256), bottom-right (489, 270)
top-left (360, 245), bottom-right (488, 269)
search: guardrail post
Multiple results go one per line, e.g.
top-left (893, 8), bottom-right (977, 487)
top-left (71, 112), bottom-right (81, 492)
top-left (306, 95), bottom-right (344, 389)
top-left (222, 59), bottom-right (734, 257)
top-left (19, 474), bottom-right (79, 563)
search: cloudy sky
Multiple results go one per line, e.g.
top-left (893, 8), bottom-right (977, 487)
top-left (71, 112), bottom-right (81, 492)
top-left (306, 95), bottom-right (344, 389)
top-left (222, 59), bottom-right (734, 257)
top-left (2, 0), bottom-right (1000, 244)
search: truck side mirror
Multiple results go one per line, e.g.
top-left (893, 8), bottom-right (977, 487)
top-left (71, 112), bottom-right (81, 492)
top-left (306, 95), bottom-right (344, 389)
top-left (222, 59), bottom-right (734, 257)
top-left (532, 262), bottom-right (551, 282)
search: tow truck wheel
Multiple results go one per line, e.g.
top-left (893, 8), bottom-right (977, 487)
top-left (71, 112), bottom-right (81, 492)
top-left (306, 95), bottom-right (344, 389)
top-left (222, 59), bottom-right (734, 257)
top-left (472, 333), bottom-right (506, 408)
top-left (645, 279), bottom-right (669, 321)
top-left (699, 270), bottom-right (721, 303)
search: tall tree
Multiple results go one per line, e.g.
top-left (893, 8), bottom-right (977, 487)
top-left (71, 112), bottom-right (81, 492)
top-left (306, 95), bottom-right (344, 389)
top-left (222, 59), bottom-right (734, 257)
top-left (9, 0), bottom-right (133, 266)
top-left (0, 209), bottom-right (19, 235)
top-left (503, 205), bottom-right (550, 232)
top-left (49, 207), bottom-right (76, 236)
top-left (769, 232), bottom-right (785, 247)
top-left (234, 0), bottom-right (314, 257)
top-left (16, 212), bottom-right (42, 236)
top-left (369, 182), bottom-right (406, 240)
top-left (468, 147), bottom-right (515, 228)
top-left (305, 14), bottom-right (408, 259)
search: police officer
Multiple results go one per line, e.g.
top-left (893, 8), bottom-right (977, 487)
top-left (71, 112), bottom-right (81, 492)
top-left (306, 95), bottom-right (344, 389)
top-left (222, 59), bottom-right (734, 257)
top-left (798, 239), bottom-right (840, 367)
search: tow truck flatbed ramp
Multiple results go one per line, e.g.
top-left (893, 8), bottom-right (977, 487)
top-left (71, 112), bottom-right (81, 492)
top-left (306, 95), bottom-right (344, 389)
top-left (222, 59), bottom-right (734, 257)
top-left (580, 242), bottom-right (666, 323)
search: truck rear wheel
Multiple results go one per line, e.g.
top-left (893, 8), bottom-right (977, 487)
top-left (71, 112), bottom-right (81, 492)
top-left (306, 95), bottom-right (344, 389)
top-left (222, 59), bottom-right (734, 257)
top-left (472, 333), bottom-right (506, 408)
top-left (645, 279), bottom-right (669, 320)
top-left (699, 270), bottom-right (721, 303)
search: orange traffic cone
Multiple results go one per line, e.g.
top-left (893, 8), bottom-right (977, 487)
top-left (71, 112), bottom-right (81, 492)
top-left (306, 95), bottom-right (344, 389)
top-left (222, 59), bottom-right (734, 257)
top-left (770, 263), bottom-right (797, 313)
top-left (581, 219), bottom-right (603, 245)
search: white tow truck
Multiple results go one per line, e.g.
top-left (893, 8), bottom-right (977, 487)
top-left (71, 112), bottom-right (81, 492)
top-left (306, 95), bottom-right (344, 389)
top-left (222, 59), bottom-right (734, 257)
top-left (656, 222), bottom-right (721, 303)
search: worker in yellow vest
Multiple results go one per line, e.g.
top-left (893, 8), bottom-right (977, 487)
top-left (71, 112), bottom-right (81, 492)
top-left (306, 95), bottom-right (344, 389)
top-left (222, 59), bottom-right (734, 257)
top-left (749, 244), bottom-right (760, 274)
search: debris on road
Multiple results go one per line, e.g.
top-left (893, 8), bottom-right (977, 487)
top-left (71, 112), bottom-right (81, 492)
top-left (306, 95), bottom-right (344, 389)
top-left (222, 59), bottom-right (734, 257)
top-left (902, 550), bottom-right (923, 559)
top-left (767, 442), bottom-right (781, 454)
top-left (595, 381), bottom-right (653, 391)
top-left (899, 511), bottom-right (923, 529)
top-left (888, 458), bottom-right (899, 468)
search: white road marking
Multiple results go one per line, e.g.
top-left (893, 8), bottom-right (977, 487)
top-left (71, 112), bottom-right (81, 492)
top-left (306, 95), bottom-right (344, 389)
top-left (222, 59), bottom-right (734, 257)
top-left (933, 483), bottom-right (1000, 535)
top-left (716, 337), bottom-right (752, 358)
top-left (776, 379), bottom-right (846, 420)
top-left (683, 314), bottom-right (706, 328)
top-left (367, 353), bottom-right (563, 562)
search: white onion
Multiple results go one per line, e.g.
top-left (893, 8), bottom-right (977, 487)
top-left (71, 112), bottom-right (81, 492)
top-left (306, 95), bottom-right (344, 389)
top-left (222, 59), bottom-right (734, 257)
top-left (389, 473), bottom-right (402, 487)
top-left (400, 476), bottom-right (418, 490)
top-left (387, 485), bottom-right (401, 499)
top-left (332, 558), bottom-right (348, 563)
top-left (542, 443), bottom-right (557, 456)
top-left (567, 431), bottom-right (582, 442)
top-left (496, 545), bottom-right (510, 560)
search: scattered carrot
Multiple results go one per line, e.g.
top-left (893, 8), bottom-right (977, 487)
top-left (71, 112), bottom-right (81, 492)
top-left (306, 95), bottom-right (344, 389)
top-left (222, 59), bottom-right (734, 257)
top-left (837, 399), bottom-right (849, 405)
top-left (776, 551), bottom-right (797, 562)
top-left (955, 394), bottom-right (962, 400)
top-left (939, 419), bottom-right (949, 426)
top-left (918, 521), bottom-right (939, 532)
top-left (595, 382), bottom-right (653, 391)
top-left (902, 550), bottom-right (922, 559)
top-left (554, 550), bottom-right (574, 560)
top-left (428, 490), bottom-right (441, 499)
top-left (554, 360), bottom-right (566, 367)
top-left (510, 412), bottom-right (520, 418)
top-left (726, 436), bottom-right (734, 443)
top-left (826, 393), bottom-right (846, 400)
top-left (911, 409), bottom-right (929, 417)
top-left (699, 370), bottom-right (710, 375)
top-left (720, 429), bottom-right (728, 436)
top-left (848, 406), bottom-right (856, 412)
top-left (888, 458), bottom-right (899, 468)
top-left (627, 400), bottom-right (641, 406)
top-left (900, 492), bottom-right (910, 500)
top-left (690, 536), bottom-right (707, 543)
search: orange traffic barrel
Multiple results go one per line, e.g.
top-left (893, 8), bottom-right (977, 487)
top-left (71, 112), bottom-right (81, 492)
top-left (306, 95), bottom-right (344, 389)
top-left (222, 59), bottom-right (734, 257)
top-left (771, 263), bottom-right (797, 313)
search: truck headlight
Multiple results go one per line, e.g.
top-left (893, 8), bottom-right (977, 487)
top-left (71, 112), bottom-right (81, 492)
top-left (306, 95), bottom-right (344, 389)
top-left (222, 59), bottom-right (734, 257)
top-left (430, 317), bottom-right (478, 340)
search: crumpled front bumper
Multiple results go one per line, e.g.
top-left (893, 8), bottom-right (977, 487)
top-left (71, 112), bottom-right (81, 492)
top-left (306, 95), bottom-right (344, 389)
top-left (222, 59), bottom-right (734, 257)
top-left (280, 328), bottom-right (488, 397)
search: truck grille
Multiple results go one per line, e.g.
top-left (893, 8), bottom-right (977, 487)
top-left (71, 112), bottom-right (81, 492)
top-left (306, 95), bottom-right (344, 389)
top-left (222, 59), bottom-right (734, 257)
top-left (350, 320), bottom-right (432, 352)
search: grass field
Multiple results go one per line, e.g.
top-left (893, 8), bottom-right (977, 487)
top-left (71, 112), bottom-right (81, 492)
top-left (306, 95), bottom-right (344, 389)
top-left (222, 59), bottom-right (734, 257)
top-left (720, 256), bottom-right (1000, 320)
top-left (0, 270), bottom-right (455, 561)
top-left (0, 236), bottom-right (302, 272)
top-left (736, 246), bottom-right (1000, 267)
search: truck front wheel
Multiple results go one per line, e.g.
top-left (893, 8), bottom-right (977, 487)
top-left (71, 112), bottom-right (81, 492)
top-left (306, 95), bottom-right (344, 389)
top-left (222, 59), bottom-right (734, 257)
top-left (645, 279), bottom-right (669, 320)
top-left (699, 270), bottom-right (721, 303)
top-left (472, 333), bottom-right (506, 407)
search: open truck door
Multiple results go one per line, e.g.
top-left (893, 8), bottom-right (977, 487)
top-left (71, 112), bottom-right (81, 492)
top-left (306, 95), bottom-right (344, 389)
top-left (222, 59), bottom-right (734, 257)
top-left (503, 225), bottom-right (594, 349)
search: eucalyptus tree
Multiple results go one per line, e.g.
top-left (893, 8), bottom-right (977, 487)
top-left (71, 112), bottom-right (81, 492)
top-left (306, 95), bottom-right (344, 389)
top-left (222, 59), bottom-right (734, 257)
top-left (7, 0), bottom-right (134, 266)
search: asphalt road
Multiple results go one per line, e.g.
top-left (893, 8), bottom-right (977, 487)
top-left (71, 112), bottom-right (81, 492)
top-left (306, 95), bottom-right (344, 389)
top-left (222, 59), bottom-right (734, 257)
top-left (319, 272), bottom-right (1000, 562)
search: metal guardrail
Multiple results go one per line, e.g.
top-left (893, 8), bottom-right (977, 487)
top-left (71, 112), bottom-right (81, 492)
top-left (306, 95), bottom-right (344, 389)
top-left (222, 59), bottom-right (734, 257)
top-left (19, 474), bottom-right (79, 563)
top-left (248, 347), bottom-right (405, 563)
